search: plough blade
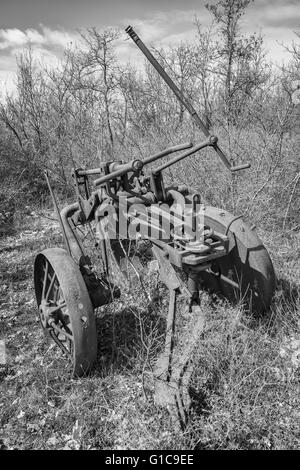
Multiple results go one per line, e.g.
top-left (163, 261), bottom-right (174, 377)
top-left (154, 295), bottom-right (206, 430)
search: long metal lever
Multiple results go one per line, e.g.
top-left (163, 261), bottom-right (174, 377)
top-left (125, 26), bottom-right (250, 173)
top-left (126, 26), bottom-right (210, 138)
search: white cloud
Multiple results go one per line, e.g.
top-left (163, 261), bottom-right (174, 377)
top-left (26, 28), bottom-right (47, 45)
top-left (0, 28), bottom-right (28, 49)
top-left (0, 26), bottom-right (77, 51)
top-left (253, 2), bottom-right (300, 29)
top-left (121, 9), bottom-right (201, 43)
top-left (115, 9), bottom-right (201, 66)
top-left (41, 26), bottom-right (76, 48)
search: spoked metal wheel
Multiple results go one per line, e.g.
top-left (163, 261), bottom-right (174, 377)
top-left (34, 248), bottom-right (97, 377)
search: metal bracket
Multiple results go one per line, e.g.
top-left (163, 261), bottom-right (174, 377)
top-left (152, 245), bottom-right (181, 291)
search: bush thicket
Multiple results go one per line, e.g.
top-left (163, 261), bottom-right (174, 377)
top-left (0, 0), bottom-right (299, 232)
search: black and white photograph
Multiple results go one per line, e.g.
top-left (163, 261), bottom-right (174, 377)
top-left (0, 0), bottom-right (299, 452)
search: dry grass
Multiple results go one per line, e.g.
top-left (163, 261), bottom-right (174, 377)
top-left (0, 209), bottom-right (299, 450)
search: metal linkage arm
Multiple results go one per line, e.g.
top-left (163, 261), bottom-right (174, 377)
top-left (143, 141), bottom-right (193, 165)
top-left (94, 159), bottom-right (143, 186)
top-left (125, 26), bottom-right (250, 173)
top-left (152, 138), bottom-right (212, 174)
top-left (76, 143), bottom-right (192, 179)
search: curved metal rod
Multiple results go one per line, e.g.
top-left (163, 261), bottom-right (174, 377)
top-left (153, 139), bottom-right (211, 174)
top-left (60, 203), bottom-right (86, 263)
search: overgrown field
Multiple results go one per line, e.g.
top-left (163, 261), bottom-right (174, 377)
top-left (0, 208), bottom-right (299, 450)
top-left (0, 0), bottom-right (300, 450)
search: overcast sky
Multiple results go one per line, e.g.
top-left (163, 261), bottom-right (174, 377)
top-left (0, 0), bottom-right (299, 94)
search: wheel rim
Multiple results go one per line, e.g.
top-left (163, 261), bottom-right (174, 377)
top-left (34, 248), bottom-right (97, 376)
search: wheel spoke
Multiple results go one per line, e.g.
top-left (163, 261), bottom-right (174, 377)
top-left (59, 315), bottom-right (73, 336)
top-left (48, 302), bottom-right (67, 315)
top-left (49, 321), bottom-right (73, 341)
top-left (50, 330), bottom-right (73, 358)
top-left (54, 284), bottom-right (60, 303)
top-left (46, 272), bottom-right (57, 301)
